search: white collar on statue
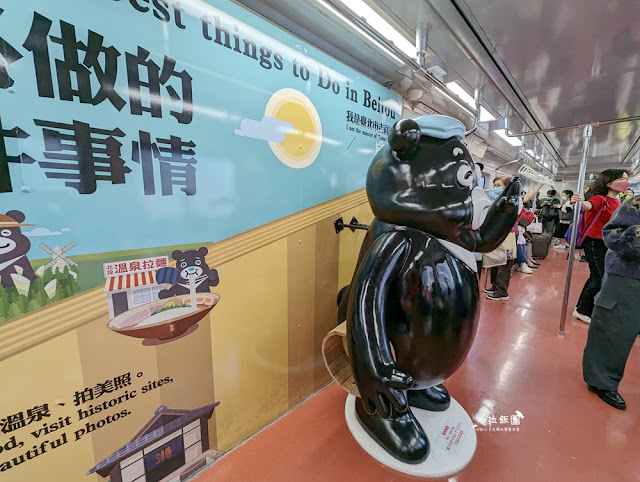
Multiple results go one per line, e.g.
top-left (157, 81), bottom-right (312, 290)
top-left (435, 238), bottom-right (477, 273)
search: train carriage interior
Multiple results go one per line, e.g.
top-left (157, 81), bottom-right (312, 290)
top-left (197, 1), bottom-right (640, 480)
top-left (2, 0), bottom-right (640, 481)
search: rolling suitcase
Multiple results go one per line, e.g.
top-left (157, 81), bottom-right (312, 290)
top-left (531, 233), bottom-right (551, 259)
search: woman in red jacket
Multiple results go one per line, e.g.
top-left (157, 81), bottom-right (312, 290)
top-left (570, 169), bottom-right (629, 323)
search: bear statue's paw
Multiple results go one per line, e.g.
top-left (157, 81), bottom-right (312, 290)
top-left (407, 384), bottom-right (451, 412)
top-left (355, 398), bottom-right (429, 464)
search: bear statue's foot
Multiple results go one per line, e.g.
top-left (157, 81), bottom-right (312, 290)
top-left (408, 384), bottom-right (451, 412)
top-left (355, 397), bottom-right (429, 464)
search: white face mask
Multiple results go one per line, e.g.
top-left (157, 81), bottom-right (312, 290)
top-left (562, 196), bottom-right (568, 202)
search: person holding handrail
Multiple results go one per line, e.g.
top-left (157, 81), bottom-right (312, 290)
top-left (485, 179), bottom-right (543, 300)
top-left (570, 169), bottom-right (629, 323)
top-left (582, 194), bottom-right (640, 410)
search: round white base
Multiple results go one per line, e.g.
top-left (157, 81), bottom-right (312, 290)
top-left (345, 394), bottom-right (477, 478)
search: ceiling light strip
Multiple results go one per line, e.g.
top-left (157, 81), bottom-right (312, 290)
top-left (314, 0), bottom-right (485, 126)
top-left (314, 0), bottom-right (404, 64)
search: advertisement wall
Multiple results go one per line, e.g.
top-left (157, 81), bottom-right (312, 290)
top-left (0, 0), bottom-right (392, 479)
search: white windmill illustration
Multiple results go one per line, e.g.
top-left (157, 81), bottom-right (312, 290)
top-left (36, 242), bottom-right (78, 279)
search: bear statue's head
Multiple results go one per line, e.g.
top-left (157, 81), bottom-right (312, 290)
top-left (171, 247), bottom-right (209, 281)
top-left (366, 115), bottom-right (485, 243)
top-left (0, 210), bottom-right (33, 259)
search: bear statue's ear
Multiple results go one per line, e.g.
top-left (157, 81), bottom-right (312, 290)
top-left (6, 210), bottom-right (25, 224)
top-left (388, 119), bottom-right (421, 160)
top-left (198, 247), bottom-right (208, 257)
top-left (171, 249), bottom-right (184, 260)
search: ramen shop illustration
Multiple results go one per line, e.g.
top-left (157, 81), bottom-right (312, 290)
top-left (104, 248), bottom-right (220, 341)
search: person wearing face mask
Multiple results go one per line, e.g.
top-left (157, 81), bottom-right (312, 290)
top-left (484, 177), bottom-right (540, 299)
top-left (486, 183), bottom-right (505, 201)
top-left (473, 162), bottom-right (487, 275)
top-left (484, 175), bottom-right (517, 300)
top-left (582, 194), bottom-right (640, 410)
top-left (570, 169), bottom-right (630, 323)
top-left (553, 190), bottom-right (574, 249)
top-left (519, 183), bottom-right (544, 267)
top-left (537, 189), bottom-right (561, 239)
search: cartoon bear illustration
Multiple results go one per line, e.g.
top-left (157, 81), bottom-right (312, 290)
top-left (157, 247), bottom-right (219, 299)
top-left (0, 210), bottom-right (36, 289)
top-left (341, 115), bottom-right (520, 464)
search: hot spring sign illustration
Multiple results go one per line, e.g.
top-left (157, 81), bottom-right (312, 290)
top-left (104, 247), bottom-right (220, 342)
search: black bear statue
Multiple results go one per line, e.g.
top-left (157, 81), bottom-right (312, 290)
top-left (343, 115), bottom-right (520, 464)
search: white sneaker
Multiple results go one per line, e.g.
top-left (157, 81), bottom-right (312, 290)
top-left (553, 244), bottom-right (567, 249)
top-left (517, 264), bottom-right (533, 274)
top-left (572, 309), bottom-right (591, 324)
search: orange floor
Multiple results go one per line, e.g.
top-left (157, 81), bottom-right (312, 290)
top-left (196, 248), bottom-right (640, 482)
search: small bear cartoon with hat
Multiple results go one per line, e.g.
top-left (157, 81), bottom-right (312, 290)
top-left (0, 210), bottom-right (36, 289)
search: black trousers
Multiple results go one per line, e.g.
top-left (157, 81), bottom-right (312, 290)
top-left (490, 259), bottom-right (515, 297)
top-left (543, 219), bottom-right (556, 237)
top-left (583, 273), bottom-right (640, 391)
top-left (576, 237), bottom-right (607, 317)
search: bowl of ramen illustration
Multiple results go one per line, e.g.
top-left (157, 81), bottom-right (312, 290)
top-left (107, 293), bottom-right (220, 340)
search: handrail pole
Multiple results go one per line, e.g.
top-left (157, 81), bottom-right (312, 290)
top-left (464, 85), bottom-right (483, 136)
top-left (559, 124), bottom-right (592, 336)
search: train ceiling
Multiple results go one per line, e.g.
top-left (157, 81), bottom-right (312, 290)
top-left (235, 0), bottom-right (640, 180)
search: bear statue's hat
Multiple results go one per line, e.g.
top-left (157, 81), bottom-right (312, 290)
top-left (414, 115), bottom-right (466, 140)
top-left (0, 213), bottom-right (34, 227)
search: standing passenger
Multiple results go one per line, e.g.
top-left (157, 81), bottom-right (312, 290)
top-left (553, 190), bottom-right (574, 249)
top-left (485, 175), bottom-right (517, 300)
top-left (571, 169), bottom-right (629, 323)
top-left (538, 189), bottom-right (561, 238)
top-left (523, 183), bottom-right (544, 267)
top-left (485, 179), bottom-right (543, 299)
top-left (582, 195), bottom-right (640, 410)
top-left (515, 224), bottom-right (532, 273)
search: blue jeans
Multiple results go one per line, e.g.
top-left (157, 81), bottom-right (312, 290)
top-left (516, 244), bottom-right (527, 264)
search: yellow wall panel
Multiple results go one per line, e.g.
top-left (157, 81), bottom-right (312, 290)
top-left (313, 217), bottom-right (340, 390)
top-left (286, 226), bottom-right (317, 408)
top-left (211, 239), bottom-right (289, 451)
top-left (337, 203), bottom-right (374, 291)
top-left (76, 318), bottom-right (163, 468)
top-left (155, 321), bottom-right (217, 448)
top-left (0, 332), bottom-right (98, 482)
top-left (0, 193), bottom-right (370, 480)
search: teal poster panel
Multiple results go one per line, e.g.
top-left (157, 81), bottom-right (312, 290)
top-left (0, 0), bottom-right (401, 256)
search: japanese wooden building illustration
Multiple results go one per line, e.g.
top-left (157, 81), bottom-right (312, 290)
top-left (87, 403), bottom-right (219, 482)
